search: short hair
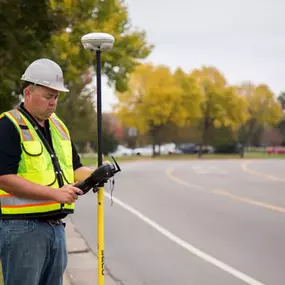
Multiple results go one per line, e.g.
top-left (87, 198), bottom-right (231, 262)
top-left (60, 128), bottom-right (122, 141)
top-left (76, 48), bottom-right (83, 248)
top-left (21, 81), bottom-right (37, 94)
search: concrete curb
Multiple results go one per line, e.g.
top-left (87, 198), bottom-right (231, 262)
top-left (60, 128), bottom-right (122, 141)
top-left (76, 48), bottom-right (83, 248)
top-left (64, 218), bottom-right (118, 285)
top-left (63, 272), bottom-right (72, 285)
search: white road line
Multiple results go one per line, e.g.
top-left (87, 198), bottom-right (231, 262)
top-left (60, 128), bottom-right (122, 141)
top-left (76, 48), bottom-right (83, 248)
top-left (192, 165), bottom-right (228, 175)
top-left (209, 165), bottom-right (228, 175)
top-left (192, 165), bottom-right (207, 174)
top-left (105, 192), bottom-right (266, 285)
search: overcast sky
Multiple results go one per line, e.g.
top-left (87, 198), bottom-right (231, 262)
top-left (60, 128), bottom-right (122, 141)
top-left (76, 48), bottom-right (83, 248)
top-left (102, 0), bottom-right (285, 112)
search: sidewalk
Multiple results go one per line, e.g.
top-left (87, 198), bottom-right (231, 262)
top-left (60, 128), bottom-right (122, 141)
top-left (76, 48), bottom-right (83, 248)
top-left (63, 218), bottom-right (117, 285)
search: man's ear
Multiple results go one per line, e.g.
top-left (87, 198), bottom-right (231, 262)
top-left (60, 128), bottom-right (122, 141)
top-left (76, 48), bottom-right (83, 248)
top-left (23, 85), bottom-right (32, 100)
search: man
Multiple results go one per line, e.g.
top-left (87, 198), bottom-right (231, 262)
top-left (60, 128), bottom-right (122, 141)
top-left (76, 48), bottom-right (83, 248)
top-left (0, 58), bottom-right (94, 285)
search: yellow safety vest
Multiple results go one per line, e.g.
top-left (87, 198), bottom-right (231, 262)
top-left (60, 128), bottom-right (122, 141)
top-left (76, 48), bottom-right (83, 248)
top-left (0, 108), bottom-right (75, 217)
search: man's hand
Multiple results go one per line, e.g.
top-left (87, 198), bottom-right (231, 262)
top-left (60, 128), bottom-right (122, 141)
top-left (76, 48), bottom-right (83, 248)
top-left (74, 166), bottom-right (94, 183)
top-left (53, 184), bottom-right (83, 204)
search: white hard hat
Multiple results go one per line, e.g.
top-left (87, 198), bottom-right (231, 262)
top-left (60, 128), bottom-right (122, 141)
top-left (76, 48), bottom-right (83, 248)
top-left (21, 58), bottom-right (69, 92)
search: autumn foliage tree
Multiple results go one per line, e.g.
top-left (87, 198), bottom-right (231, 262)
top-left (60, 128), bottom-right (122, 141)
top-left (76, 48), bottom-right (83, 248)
top-left (115, 64), bottom-right (285, 155)
top-left (237, 83), bottom-right (284, 146)
top-left (114, 64), bottom-right (203, 155)
top-left (190, 67), bottom-right (249, 156)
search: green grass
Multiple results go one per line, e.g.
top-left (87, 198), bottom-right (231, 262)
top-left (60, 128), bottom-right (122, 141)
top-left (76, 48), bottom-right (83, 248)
top-left (80, 152), bottom-right (285, 166)
top-left (0, 263), bottom-right (3, 285)
top-left (81, 155), bottom-right (149, 166)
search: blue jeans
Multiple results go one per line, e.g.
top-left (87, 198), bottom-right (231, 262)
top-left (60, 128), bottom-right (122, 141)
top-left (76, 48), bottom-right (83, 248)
top-left (0, 219), bottom-right (67, 285)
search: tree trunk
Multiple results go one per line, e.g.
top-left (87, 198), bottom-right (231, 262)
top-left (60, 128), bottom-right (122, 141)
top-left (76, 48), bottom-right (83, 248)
top-left (245, 119), bottom-right (257, 147)
top-left (152, 143), bottom-right (156, 157)
top-left (198, 117), bottom-right (210, 158)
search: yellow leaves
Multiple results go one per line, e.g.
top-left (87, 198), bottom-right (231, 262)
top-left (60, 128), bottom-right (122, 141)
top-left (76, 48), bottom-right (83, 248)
top-left (115, 63), bottom-right (205, 134)
top-left (49, 0), bottom-right (74, 16)
top-left (224, 87), bottom-right (250, 127)
top-left (60, 32), bottom-right (69, 42)
top-left (63, 0), bottom-right (72, 8)
top-left (191, 66), bottom-right (227, 93)
top-left (214, 120), bottom-right (222, 128)
top-left (114, 64), bottom-right (196, 132)
top-left (189, 67), bottom-right (249, 131)
top-left (59, 52), bottom-right (68, 60)
top-left (49, 0), bottom-right (57, 10)
top-left (115, 63), bottom-right (284, 141)
top-left (103, 12), bottom-right (126, 34)
top-left (174, 69), bottom-right (203, 119)
top-left (51, 32), bottom-right (79, 59)
top-left (238, 83), bottom-right (283, 126)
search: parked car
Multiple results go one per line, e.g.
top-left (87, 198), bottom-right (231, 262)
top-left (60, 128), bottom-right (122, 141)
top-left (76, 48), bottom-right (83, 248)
top-left (133, 145), bottom-right (153, 156)
top-left (109, 145), bottom-right (133, 157)
top-left (176, 143), bottom-right (198, 154)
top-left (160, 143), bottom-right (182, 155)
top-left (266, 146), bottom-right (285, 154)
top-left (134, 143), bottom-right (183, 156)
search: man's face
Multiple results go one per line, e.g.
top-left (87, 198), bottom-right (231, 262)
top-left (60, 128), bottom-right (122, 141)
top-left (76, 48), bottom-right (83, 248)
top-left (24, 85), bottom-right (59, 121)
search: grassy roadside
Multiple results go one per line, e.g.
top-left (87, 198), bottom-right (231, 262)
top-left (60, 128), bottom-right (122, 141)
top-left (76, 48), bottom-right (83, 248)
top-left (80, 152), bottom-right (285, 166)
top-left (0, 264), bottom-right (3, 285)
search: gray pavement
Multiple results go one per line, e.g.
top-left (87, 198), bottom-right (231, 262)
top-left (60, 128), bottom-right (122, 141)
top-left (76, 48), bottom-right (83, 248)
top-left (71, 159), bottom-right (285, 285)
top-left (64, 217), bottom-right (117, 285)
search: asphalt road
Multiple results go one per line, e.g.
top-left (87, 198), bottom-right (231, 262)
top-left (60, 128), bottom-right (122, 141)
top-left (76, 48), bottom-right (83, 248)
top-left (71, 159), bottom-right (285, 285)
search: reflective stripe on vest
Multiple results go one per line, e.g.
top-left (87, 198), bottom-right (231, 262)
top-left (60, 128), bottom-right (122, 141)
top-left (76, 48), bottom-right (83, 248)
top-left (0, 109), bottom-right (74, 216)
top-left (0, 198), bottom-right (60, 214)
top-left (49, 116), bottom-right (70, 140)
top-left (8, 109), bottom-right (34, 141)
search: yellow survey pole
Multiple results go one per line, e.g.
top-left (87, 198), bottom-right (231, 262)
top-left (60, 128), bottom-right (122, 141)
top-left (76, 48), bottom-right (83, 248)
top-left (97, 186), bottom-right (105, 284)
top-left (96, 49), bottom-right (105, 285)
top-left (81, 32), bottom-right (115, 285)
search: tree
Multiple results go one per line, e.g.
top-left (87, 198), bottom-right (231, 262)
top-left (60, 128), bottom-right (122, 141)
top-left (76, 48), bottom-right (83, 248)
top-left (277, 92), bottom-right (285, 144)
top-left (45, 0), bottom-right (152, 91)
top-left (238, 83), bottom-right (284, 146)
top-left (102, 114), bottom-right (119, 155)
top-left (0, 0), bottom-right (59, 113)
top-left (0, 0), bottom-right (152, 153)
top-left (277, 92), bottom-right (285, 110)
top-left (57, 83), bottom-right (119, 154)
top-left (114, 63), bottom-right (203, 156)
top-left (190, 67), bottom-right (249, 156)
top-left (0, 0), bottom-right (153, 115)
top-left (56, 82), bottom-right (98, 152)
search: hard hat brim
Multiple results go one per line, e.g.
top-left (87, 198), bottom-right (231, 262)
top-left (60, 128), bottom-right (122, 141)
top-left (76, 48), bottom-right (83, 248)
top-left (20, 78), bottom-right (70, 92)
top-left (54, 86), bottom-right (70, 92)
